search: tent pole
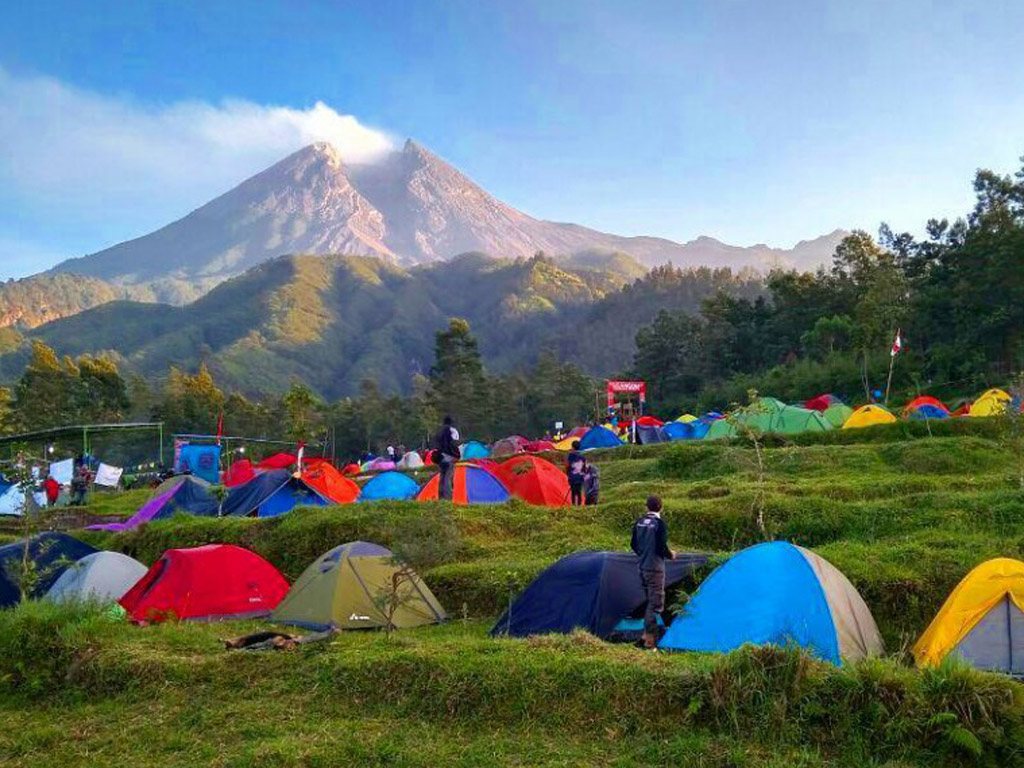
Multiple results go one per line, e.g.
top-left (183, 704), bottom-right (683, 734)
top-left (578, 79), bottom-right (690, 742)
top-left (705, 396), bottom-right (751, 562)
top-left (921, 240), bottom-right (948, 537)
top-left (884, 352), bottom-right (896, 406)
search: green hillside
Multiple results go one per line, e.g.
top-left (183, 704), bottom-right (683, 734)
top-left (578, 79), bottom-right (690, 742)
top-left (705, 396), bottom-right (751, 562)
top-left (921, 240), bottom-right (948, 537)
top-left (6, 252), bottom-right (761, 398)
top-left (4, 429), bottom-right (1024, 766)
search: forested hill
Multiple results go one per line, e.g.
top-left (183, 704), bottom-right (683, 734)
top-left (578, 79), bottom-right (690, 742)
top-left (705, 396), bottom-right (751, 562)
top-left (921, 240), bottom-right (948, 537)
top-left (0, 252), bottom-right (763, 398)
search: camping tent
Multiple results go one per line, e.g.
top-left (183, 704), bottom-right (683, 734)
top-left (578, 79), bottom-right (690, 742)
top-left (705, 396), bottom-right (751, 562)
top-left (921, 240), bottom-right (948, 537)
top-left (705, 398), bottom-right (833, 439)
top-left (913, 558), bottom-right (1024, 673)
top-left (524, 440), bottom-right (556, 453)
top-left (822, 403), bottom-right (855, 428)
top-left (301, 463), bottom-right (360, 505)
top-left (579, 426), bottom-right (623, 450)
top-left (0, 533), bottom-right (98, 608)
top-left (175, 444), bottom-right (221, 484)
top-left (398, 451), bottom-right (424, 470)
top-left (272, 541), bottom-right (446, 630)
top-left (221, 470), bottom-right (331, 517)
top-left (87, 475), bottom-right (219, 532)
top-left (491, 436), bottom-right (529, 458)
top-left (805, 394), bottom-right (842, 412)
top-left (45, 551), bottom-right (148, 604)
top-left (553, 436), bottom-right (580, 451)
top-left (119, 544), bottom-right (289, 623)
top-left (636, 425), bottom-right (666, 445)
top-left (842, 404), bottom-right (897, 429)
top-left (497, 455), bottom-right (570, 507)
top-left (0, 483), bottom-right (26, 516)
top-left (903, 396), bottom-right (950, 420)
top-left (416, 463), bottom-right (510, 504)
top-left (492, 550), bottom-right (708, 638)
top-left (659, 542), bottom-right (883, 665)
top-left (359, 471), bottom-right (420, 502)
top-left (662, 419), bottom-right (712, 441)
top-left (257, 453), bottom-right (298, 470)
top-left (460, 441), bottom-right (490, 460)
top-left (634, 416), bottom-right (664, 428)
top-left (224, 459), bottom-right (256, 487)
top-left (675, 414), bottom-right (698, 423)
top-left (969, 388), bottom-right (1013, 417)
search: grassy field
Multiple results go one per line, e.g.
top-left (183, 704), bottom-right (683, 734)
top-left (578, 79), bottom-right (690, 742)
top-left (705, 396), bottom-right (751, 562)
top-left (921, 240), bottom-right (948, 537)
top-left (4, 426), bottom-right (1024, 766)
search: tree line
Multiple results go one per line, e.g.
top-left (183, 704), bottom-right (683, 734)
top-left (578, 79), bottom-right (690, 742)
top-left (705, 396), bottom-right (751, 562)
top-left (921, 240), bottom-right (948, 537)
top-left (631, 158), bottom-right (1024, 413)
top-left (0, 319), bottom-right (600, 461)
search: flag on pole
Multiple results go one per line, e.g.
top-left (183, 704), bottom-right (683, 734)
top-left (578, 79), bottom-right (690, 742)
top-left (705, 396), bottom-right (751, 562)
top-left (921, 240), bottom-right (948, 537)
top-left (890, 329), bottom-right (903, 357)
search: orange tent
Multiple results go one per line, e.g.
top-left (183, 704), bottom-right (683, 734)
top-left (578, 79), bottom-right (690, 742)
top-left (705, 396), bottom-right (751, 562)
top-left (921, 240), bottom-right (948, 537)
top-left (301, 463), bottom-right (359, 505)
top-left (498, 455), bottom-right (570, 507)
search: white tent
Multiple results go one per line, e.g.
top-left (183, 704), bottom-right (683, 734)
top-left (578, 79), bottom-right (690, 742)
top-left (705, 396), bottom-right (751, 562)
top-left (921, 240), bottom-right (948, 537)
top-left (398, 451), bottom-right (425, 470)
top-left (45, 551), bottom-right (148, 604)
top-left (0, 485), bottom-right (25, 517)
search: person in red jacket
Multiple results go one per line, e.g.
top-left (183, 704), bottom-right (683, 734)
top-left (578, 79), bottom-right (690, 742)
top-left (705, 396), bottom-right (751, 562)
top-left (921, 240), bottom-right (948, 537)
top-left (43, 473), bottom-right (60, 507)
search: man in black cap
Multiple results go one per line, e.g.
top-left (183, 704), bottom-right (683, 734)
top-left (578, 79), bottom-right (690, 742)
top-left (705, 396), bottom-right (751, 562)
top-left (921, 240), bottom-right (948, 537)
top-left (433, 416), bottom-right (461, 500)
top-left (630, 495), bottom-right (676, 649)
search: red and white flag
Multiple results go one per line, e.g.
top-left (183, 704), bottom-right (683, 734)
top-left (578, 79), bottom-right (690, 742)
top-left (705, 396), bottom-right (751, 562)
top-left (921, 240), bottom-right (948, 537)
top-left (890, 329), bottom-right (903, 357)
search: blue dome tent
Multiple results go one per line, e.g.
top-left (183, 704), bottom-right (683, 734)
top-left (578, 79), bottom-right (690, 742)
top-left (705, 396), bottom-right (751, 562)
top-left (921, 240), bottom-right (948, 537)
top-left (578, 426), bottom-right (623, 451)
top-left (359, 471), bottom-right (421, 501)
top-left (659, 542), bottom-right (883, 665)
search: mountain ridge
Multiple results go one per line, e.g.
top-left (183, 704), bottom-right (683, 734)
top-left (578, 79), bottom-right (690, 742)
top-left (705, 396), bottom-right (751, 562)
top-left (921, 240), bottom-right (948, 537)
top-left (49, 139), bottom-right (846, 291)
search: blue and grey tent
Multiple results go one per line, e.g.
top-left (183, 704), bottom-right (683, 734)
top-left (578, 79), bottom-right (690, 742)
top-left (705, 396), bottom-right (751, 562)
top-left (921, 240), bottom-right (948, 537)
top-left (221, 470), bottom-right (330, 518)
top-left (578, 426), bottom-right (623, 451)
top-left (0, 532), bottom-right (98, 608)
top-left (491, 550), bottom-right (708, 639)
top-left (659, 541), bottom-right (883, 665)
top-left (359, 471), bottom-right (421, 502)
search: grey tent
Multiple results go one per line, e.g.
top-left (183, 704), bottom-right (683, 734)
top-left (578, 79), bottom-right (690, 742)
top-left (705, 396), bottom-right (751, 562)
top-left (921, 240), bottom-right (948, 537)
top-left (44, 551), bottom-right (148, 604)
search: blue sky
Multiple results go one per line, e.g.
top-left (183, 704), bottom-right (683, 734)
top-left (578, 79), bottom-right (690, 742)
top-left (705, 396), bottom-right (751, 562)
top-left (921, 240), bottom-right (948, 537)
top-left (2, 0), bottom-right (1023, 279)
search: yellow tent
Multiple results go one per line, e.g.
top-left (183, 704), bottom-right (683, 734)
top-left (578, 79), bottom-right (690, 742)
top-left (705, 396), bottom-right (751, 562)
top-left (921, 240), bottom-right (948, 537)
top-left (842, 404), bottom-right (897, 430)
top-left (968, 388), bottom-right (1012, 417)
top-left (675, 414), bottom-right (698, 423)
top-left (913, 558), bottom-right (1024, 669)
top-left (553, 436), bottom-right (578, 452)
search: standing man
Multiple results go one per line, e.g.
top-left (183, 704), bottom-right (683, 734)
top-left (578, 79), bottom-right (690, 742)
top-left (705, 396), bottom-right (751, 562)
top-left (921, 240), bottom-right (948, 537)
top-left (566, 441), bottom-right (585, 506)
top-left (433, 416), bottom-right (461, 500)
top-left (630, 495), bottom-right (676, 649)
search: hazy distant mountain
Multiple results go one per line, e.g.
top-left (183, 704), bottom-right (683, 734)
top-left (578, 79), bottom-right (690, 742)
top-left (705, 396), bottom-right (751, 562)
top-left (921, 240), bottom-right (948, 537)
top-left (50, 140), bottom-right (846, 297)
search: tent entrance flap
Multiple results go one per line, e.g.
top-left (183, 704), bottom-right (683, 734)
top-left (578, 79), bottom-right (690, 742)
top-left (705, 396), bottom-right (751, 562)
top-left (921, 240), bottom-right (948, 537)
top-left (952, 596), bottom-right (1024, 675)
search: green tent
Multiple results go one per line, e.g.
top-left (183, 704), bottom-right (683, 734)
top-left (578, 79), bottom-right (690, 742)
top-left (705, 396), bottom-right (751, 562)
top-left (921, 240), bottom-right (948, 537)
top-left (823, 403), bottom-right (854, 428)
top-left (704, 398), bottom-right (833, 440)
top-left (271, 541), bottom-right (446, 631)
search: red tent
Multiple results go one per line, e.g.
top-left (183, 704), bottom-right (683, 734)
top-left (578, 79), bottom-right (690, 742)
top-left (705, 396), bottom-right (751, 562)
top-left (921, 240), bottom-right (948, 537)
top-left (634, 416), bottom-right (664, 428)
top-left (301, 463), bottom-right (360, 504)
top-left (524, 440), bottom-right (556, 453)
top-left (804, 394), bottom-right (841, 412)
top-left (498, 455), bottom-right (570, 507)
top-left (257, 453), bottom-right (298, 470)
top-left (119, 544), bottom-right (289, 623)
top-left (223, 459), bottom-right (255, 488)
top-left (342, 463), bottom-right (362, 476)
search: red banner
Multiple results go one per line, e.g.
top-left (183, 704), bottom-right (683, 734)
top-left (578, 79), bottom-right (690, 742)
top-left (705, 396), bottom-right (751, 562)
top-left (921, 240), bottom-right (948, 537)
top-left (607, 380), bottom-right (646, 407)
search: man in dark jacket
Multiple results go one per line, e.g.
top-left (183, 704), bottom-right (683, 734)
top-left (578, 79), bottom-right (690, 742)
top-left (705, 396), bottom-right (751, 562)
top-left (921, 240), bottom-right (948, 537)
top-left (433, 416), bottom-right (461, 500)
top-left (566, 441), bottom-right (585, 506)
top-left (630, 495), bottom-right (675, 648)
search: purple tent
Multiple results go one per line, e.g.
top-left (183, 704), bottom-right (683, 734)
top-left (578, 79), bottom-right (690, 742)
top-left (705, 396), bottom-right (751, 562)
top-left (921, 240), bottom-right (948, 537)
top-left (87, 489), bottom-right (179, 532)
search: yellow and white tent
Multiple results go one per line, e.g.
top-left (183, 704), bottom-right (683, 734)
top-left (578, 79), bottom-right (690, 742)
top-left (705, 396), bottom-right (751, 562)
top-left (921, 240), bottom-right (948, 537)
top-left (842, 404), bottom-right (897, 430)
top-left (968, 388), bottom-right (1012, 417)
top-left (913, 558), bottom-right (1024, 672)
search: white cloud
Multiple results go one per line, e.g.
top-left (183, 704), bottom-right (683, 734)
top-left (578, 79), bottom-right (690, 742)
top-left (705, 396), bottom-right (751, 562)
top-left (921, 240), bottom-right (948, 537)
top-left (0, 68), bottom-right (395, 272)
